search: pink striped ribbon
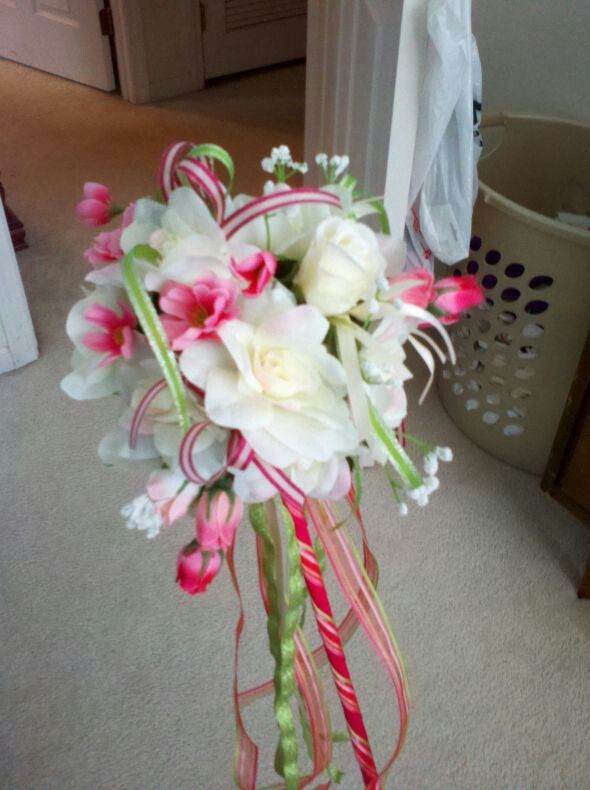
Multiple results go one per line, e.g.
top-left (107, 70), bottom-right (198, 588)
top-left (227, 542), bottom-right (259, 790)
top-left (158, 142), bottom-right (342, 238)
top-left (247, 455), bottom-right (379, 786)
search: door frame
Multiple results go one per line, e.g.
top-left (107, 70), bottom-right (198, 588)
top-left (110, 0), bottom-right (205, 104)
top-left (0, 202), bottom-right (38, 374)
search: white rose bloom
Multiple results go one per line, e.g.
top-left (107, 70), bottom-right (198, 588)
top-left (295, 217), bottom-right (386, 317)
top-left (180, 286), bottom-right (358, 471)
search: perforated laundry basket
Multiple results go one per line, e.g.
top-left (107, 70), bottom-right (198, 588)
top-left (437, 113), bottom-right (590, 474)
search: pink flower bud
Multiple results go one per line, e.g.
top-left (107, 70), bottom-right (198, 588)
top-left (176, 542), bottom-right (222, 595)
top-left (388, 269), bottom-right (435, 308)
top-left (76, 182), bottom-right (113, 226)
top-left (433, 274), bottom-right (484, 323)
top-left (83, 203), bottom-right (135, 266)
top-left (230, 251), bottom-right (277, 297)
top-left (195, 489), bottom-right (243, 552)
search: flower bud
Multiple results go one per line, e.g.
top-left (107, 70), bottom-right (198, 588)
top-left (195, 489), bottom-right (243, 552)
top-left (176, 541), bottom-right (222, 595)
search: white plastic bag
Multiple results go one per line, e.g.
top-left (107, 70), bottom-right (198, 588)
top-left (406, 0), bottom-right (482, 268)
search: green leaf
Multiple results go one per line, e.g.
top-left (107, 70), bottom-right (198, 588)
top-left (328, 765), bottom-right (345, 783)
top-left (369, 402), bottom-right (422, 489)
top-left (352, 456), bottom-right (363, 507)
top-left (121, 246), bottom-right (189, 434)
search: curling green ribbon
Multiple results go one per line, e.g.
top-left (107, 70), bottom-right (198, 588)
top-left (188, 143), bottom-right (235, 189)
top-left (249, 502), bottom-right (304, 789)
top-left (121, 246), bottom-right (189, 434)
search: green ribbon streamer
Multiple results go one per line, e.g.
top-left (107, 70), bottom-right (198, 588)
top-left (121, 246), bottom-right (189, 434)
top-left (249, 502), bottom-right (305, 789)
top-left (188, 143), bottom-right (235, 189)
top-left (368, 402), bottom-right (423, 489)
top-left (369, 198), bottom-right (391, 235)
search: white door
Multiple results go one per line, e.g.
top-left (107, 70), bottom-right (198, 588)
top-left (201, 0), bottom-right (306, 79)
top-left (0, 202), bottom-right (38, 375)
top-left (0, 0), bottom-right (115, 91)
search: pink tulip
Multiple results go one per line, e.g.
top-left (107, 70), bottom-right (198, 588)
top-left (82, 301), bottom-right (138, 366)
top-left (388, 269), bottom-right (436, 308)
top-left (195, 489), bottom-right (243, 552)
top-left (83, 203), bottom-right (135, 266)
top-left (76, 182), bottom-right (113, 227)
top-left (84, 228), bottom-right (123, 266)
top-left (230, 251), bottom-right (277, 297)
top-left (433, 275), bottom-right (484, 323)
top-left (176, 541), bottom-right (222, 595)
top-left (159, 274), bottom-right (239, 350)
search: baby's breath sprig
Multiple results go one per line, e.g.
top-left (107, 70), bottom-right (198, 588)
top-left (315, 153), bottom-right (351, 184)
top-left (261, 145), bottom-right (308, 182)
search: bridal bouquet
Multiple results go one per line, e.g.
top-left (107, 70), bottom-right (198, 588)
top-left (63, 142), bottom-right (482, 788)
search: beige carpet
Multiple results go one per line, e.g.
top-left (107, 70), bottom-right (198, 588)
top-left (1, 60), bottom-right (589, 790)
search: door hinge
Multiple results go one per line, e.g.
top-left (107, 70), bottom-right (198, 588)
top-left (99, 6), bottom-right (114, 37)
top-left (200, 1), bottom-right (207, 32)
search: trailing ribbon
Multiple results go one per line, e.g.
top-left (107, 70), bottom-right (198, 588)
top-left (248, 457), bottom-right (380, 786)
top-left (227, 542), bottom-right (260, 790)
top-left (308, 499), bottom-right (411, 788)
top-left (128, 390), bottom-right (406, 786)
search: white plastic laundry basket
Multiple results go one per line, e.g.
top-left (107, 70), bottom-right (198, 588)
top-left (438, 113), bottom-right (590, 474)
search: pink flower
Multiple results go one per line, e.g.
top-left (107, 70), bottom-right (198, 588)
top-left (83, 204), bottom-right (135, 266)
top-left (230, 251), bottom-right (277, 297)
top-left (176, 541), bottom-right (222, 595)
top-left (160, 274), bottom-right (239, 350)
top-left (390, 268), bottom-right (484, 323)
top-left (84, 229), bottom-right (123, 266)
top-left (195, 489), bottom-right (243, 551)
top-left (76, 182), bottom-right (113, 227)
top-left (147, 469), bottom-right (199, 527)
top-left (82, 301), bottom-right (138, 366)
top-left (433, 275), bottom-right (484, 323)
top-left (388, 269), bottom-right (435, 308)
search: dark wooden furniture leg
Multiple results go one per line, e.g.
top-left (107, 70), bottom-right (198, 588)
top-left (579, 555), bottom-right (590, 599)
top-left (0, 177), bottom-right (28, 251)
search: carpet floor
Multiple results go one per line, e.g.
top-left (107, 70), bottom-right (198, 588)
top-left (1, 59), bottom-right (589, 790)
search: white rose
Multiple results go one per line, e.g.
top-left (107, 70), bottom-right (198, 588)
top-left (295, 217), bottom-right (386, 316)
top-left (179, 286), bottom-right (358, 470)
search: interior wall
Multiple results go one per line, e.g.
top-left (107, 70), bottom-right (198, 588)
top-left (473, 0), bottom-right (590, 122)
top-left (305, 1), bottom-right (590, 200)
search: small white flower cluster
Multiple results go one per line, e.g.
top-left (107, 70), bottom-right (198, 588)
top-left (261, 145), bottom-right (308, 179)
top-left (315, 153), bottom-right (350, 183)
top-left (121, 494), bottom-right (163, 540)
top-left (398, 446), bottom-right (453, 515)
